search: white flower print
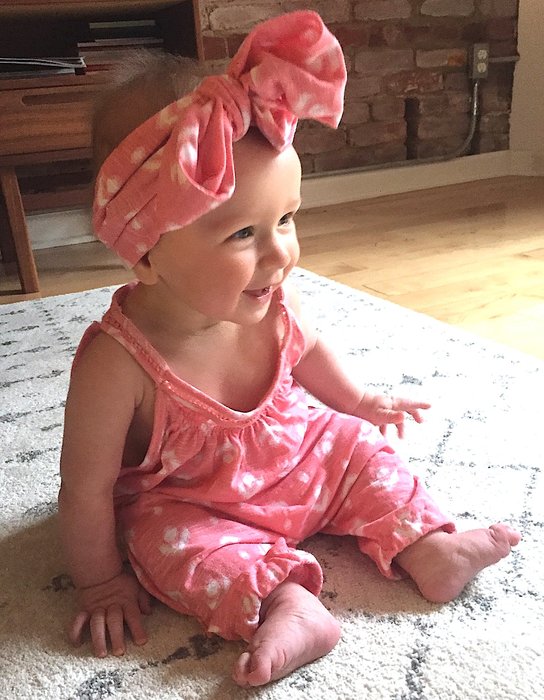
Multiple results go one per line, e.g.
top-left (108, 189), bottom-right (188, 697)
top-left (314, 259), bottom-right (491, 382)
top-left (219, 535), bottom-right (240, 546)
top-left (161, 448), bottom-right (182, 473)
top-left (316, 431), bottom-right (334, 458)
top-left (159, 526), bottom-right (190, 555)
top-left (258, 422), bottom-right (283, 447)
top-left (216, 439), bottom-right (238, 465)
top-left (236, 472), bottom-right (265, 498)
top-left (205, 575), bottom-right (232, 610)
top-left (393, 513), bottom-right (424, 540)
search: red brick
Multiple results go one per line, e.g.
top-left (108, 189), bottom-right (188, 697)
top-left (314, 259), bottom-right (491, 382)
top-left (479, 112), bottom-right (510, 133)
top-left (416, 48), bottom-right (467, 68)
top-left (355, 49), bottom-right (414, 74)
top-left (202, 35), bottom-right (228, 61)
top-left (226, 34), bottom-right (245, 57)
top-left (384, 70), bottom-right (443, 94)
top-left (405, 22), bottom-right (461, 47)
top-left (479, 0), bottom-right (518, 17)
top-left (444, 73), bottom-right (470, 91)
top-left (417, 114), bottom-right (471, 139)
top-left (476, 132), bottom-right (509, 153)
top-left (282, 0), bottom-right (351, 23)
top-left (448, 92), bottom-right (471, 112)
top-left (332, 23), bottom-right (370, 48)
top-left (354, 0), bottom-right (412, 21)
top-left (413, 94), bottom-right (450, 115)
top-left (209, 5), bottom-right (281, 32)
top-left (312, 148), bottom-right (371, 171)
top-left (314, 143), bottom-right (407, 171)
top-left (412, 135), bottom-right (468, 158)
top-left (421, 0), bottom-right (475, 17)
top-left (485, 18), bottom-right (517, 41)
top-left (342, 102), bottom-right (371, 124)
top-left (349, 120), bottom-right (406, 147)
top-left (371, 96), bottom-right (406, 120)
top-left (345, 75), bottom-right (382, 99)
top-left (294, 127), bottom-right (347, 155)
top-left (479, 87), bottom-right (511, 112)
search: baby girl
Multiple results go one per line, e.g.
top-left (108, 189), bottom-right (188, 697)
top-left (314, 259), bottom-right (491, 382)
top-left (59, 11), bottom-right (519, 688)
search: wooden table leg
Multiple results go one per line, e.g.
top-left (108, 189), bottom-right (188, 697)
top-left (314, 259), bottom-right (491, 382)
top-left (0, 166), bottom-right (39, 293)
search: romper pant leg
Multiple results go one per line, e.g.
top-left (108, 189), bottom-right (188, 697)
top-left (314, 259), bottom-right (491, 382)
top-left (117, 493), bottom-right (323, 641)
top-left (318, 425), bottom-right (455, 578)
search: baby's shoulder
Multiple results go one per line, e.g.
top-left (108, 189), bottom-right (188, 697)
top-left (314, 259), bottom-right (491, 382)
top-left (71, 328), bottom-right (145, 396)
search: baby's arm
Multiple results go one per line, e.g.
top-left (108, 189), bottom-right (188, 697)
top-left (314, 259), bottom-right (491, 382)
top-left (286, 282), bottom-right (430, 437)
top-left (59, 332), bottom-right (151, 657)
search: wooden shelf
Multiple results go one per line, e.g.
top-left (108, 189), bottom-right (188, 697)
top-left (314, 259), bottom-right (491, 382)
top-left (0, 1), bottom-right (186, 18)
top-left (0, 0), bottom-right (200, 294)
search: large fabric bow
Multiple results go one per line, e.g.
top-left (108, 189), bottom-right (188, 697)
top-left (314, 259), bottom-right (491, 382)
top-left (93, 10), bottom-right (347, 266)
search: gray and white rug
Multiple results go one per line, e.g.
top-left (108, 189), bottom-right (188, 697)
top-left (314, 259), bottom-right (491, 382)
top-left (1, 268), bottom-right (543, 700)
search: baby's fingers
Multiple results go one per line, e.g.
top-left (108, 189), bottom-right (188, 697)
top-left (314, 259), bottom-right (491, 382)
top-left (393, 399), bottom-right (431, 423)
top-left (379, 409), bottom-right (405, 425)
top-left (124, 601), bottom-right (148, 647)
top-left (106, 603), bottom-right (126, 656)
top-left (409, 409), bottom-right (427, 424)
top-left (68, 610), bottom-right (90, 647)
top-left (89, 608), bottom-right (108, 658)
top-left (138, 587), bottom-right (152, 615)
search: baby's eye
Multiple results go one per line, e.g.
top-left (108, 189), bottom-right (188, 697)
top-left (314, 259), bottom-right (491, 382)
top-left (279, 212), bottom-right (295, 226)
top-left (230, 227), bottom-right (253, 240)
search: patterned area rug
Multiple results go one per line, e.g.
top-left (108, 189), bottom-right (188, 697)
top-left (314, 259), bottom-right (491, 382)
top-left (1, 268), bottom-right (543, 700)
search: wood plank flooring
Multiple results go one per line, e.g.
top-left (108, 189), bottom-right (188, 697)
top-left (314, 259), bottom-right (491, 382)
top-left (1, 175), bottom-right (543, 359)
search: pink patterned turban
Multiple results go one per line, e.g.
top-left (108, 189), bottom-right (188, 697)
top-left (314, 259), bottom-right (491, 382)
top-left (93, 10), bottom-right (347, 266)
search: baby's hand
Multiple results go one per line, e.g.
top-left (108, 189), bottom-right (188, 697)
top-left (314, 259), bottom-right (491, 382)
top-left (357, 392), bottom-right (431, 439)
top-left (69, 571), bottom-right (152, 658)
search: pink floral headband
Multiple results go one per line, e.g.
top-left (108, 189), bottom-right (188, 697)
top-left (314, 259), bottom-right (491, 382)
top-left (93, 10), bottom-right (347, 266)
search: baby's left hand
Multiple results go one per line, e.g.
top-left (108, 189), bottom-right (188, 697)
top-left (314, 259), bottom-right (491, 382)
top-left (357, 392), bottom-right (431, 439)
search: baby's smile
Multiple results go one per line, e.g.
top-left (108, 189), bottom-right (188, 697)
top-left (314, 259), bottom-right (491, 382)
top-left (244, 286), bottom-right (272, 300)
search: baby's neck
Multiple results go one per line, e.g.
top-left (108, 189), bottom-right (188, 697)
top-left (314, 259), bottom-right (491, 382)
top-left (124, 282), bottom-right (222, 343)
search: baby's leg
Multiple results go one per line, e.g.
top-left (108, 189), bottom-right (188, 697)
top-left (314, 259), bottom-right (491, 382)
top-left (118, 496), bottom-right (339, 687)
top-left (323, 438), bottom-right (519, 601)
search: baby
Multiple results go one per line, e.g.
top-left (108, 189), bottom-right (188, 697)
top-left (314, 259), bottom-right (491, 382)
top-left (59, 11), bottom-right (520, 688)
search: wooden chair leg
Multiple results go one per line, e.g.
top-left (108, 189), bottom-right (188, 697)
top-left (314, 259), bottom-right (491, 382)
top-left (0, 166), bottom-right (39, 293)
top-left (0, 188), bottom-right (16, 263)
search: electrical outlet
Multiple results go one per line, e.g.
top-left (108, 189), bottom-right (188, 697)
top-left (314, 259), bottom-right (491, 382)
top-left (470, 43), bottom-right (490, 80)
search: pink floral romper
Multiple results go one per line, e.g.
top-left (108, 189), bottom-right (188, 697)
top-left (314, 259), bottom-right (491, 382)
top-left (73, 282), bottom-right (453, 641)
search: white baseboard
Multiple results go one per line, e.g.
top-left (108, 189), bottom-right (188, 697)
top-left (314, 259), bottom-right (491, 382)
top-left (28, 208), bottom-right (94, 251)
top-left (28, 149), bottom-right (543, 251)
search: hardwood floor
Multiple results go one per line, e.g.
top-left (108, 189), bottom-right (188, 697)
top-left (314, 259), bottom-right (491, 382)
top-left (2, 175), bottom-right (544, 359)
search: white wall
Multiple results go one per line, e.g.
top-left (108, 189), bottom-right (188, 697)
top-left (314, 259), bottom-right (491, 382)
top-left (510, 1), bottom-right (544, 170)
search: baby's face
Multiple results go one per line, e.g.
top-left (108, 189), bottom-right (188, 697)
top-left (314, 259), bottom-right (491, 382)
top-left (144, 132), bottom-right (302, 329)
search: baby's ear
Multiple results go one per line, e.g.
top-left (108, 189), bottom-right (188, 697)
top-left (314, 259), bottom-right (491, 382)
top-left (132, 252), bottom-right (159, 285)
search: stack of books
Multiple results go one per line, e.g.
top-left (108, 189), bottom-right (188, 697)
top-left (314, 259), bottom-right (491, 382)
top-left (77, 19), bottom-right (165, 72)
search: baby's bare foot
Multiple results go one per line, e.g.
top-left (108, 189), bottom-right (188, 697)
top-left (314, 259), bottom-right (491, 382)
top-left (232, 581), bottom-right (341, 687)
top-left (395, 523), bottom-right (521, 604)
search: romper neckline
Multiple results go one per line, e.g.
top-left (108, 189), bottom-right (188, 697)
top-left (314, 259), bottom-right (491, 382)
top-left (103, 282), bottom-right (293, 425)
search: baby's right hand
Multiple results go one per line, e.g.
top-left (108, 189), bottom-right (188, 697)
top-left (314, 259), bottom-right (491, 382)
top-left (69, 571), bottom-right (152, 657)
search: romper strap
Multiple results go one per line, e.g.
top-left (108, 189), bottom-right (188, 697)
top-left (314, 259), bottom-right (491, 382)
top-left (98, 283), bottom-right (170, 386)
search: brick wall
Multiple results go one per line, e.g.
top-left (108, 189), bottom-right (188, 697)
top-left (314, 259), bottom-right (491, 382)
top-left (197, 0), bottom-right (518, 173)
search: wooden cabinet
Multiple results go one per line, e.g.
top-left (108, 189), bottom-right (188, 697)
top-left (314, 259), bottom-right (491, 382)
top-left (0, 0), bottom-right (200, 294)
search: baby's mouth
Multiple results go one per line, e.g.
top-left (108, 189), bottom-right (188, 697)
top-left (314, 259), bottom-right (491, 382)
top-left (244, 286), bottom-right (272, 299)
